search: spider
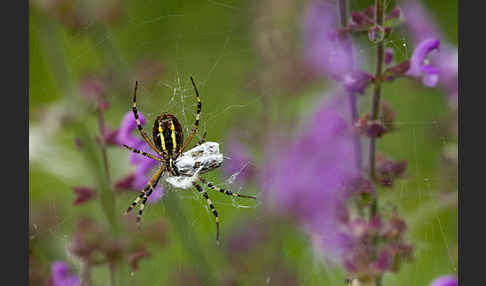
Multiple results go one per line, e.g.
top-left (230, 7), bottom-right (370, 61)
top-left (123, 77), bottom-right (256, 242)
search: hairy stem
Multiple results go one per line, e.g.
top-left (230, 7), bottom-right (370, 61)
top-left (370, 0), bottom-right (385, 285)
top-left (369, 0), bottom-right (385, 217)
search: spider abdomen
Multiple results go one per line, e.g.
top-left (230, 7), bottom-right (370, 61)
top-left (152, 113), bottom-right (184, 156)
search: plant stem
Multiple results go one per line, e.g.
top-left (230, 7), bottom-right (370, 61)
top-left (162, 189), bottom-right (215, 283)
top-left (338, 0), bottom-right (348, 27)
top-left (97, 107), bottom-right (112, 190)
top-left (369, 0), bottom-right (385, 217)
top-left (109, 262), bottom-right (116, 286)
top-left (95, 106), bottom-right (119, 234)
top-left (349, 93), bottom-right (362, 171)
top-left (81, 262), bottom-right (92, 286)
top-left (376, 276), bottom-right (383, 286)
top-left (370, 1), bottom-right (385, 286)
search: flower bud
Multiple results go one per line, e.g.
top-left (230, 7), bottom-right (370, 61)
top-left (368, 25), bottom-right (385, 43)
top-left (384, 48), bottom-right (394, 65)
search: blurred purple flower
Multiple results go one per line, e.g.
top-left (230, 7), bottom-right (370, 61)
top-left (372, 250), bottom-right (391, 272)
top-left (401, 1), bottom-right (442, 45)
top-left (375, 154), bottom-right (407, 187)
top-left (402, 0), bottom-right (458, 105)
top-left (79, 76), bottom-right (105, 102)
top-left (302, 1), bottom-right (354, 81)
top-left (223, 136), bottom-right (254, 185)
top-left (263, 92), bottom-right (359, 261)
top-left (50, 261), bottom-right (80, 286)
top-left (302, 1), bottom-right (371, 94)
top-left (436, 47), bottom-right (458, 106)
top-left (343, 71), bottom-right (374, 94)
top-left (30, 0), bottom-right (123, 32)
top-left (406, 38), bottom-right (440, 87)
top-left (72, 186), bottom-right (95, 206)
top-left (115, 112), bottom-right (163, 203)
top-left (429, 275), bottom-right (458, 286)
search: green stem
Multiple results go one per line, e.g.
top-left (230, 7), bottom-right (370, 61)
top-left (81, 262), bottom-right (92, 286)
top-left (109, 262), bottom-right (116, 286)
top-left (162, 189), bottom-right (215, 283)
top-left (97, 107), bottom-right (112, 191)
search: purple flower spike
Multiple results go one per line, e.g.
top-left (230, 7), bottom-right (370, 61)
top-left (263, 92), bottom-right (358, 262)
top-left (429, 275), bottom-right (458, 286)
top-left (303, 1), bottom-right (354, 81)
top-left (406, 38), bottom-right (440, 87)
top-left (51, 261), bottom-right (80, 286)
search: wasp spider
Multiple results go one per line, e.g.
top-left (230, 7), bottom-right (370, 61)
top-left (123, 77), bottom-right (256, 242)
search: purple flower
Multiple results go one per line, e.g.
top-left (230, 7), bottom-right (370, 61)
top-left (50, 261), bottom-right (80, 286)
top-left (402, 0), bottom-right (458, 105)
top-left (429, 275), bottom-right (458, 286)
top-left (302, 1), bottom-right (354, 81)
top-left (406, 38), bottom-right (440, 87)
top-left (222, 136), bottom-right (254, 185)
top-left (263, 92), bottom-right (359, 261)
top-left (115, 112), bottom-right (164, 202)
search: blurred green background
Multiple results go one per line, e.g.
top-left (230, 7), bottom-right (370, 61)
top-left (29, 0), bottom-right (457, 285)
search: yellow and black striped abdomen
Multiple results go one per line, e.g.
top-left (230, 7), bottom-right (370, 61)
top-left (152, 113), bottom-right (184, 157)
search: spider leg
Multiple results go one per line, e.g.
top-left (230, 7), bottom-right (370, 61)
top-left (136, 175), bottom-right (162, 228)
top-left (198, 176), bottom-right (257, 199)
top-left (122, 144), bottom-right (164, 162)
top-left (125, 165), bottom-right (165, 216)
top-left (197, 131), bottom-right (207, 146)
top-left (180, 77), bottom-right (202, 153)
top-left (131, 81), bottom-right (164, 156)
top-left (193, 182), bottom-right (220, 243)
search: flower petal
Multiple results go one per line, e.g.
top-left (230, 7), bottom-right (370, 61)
top-left (51, 261), bottom-right (80, 286)
top-left (429, 275), bottom-right (458, 286)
